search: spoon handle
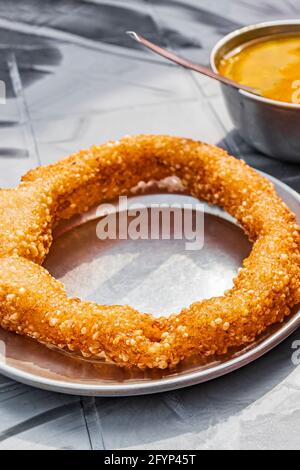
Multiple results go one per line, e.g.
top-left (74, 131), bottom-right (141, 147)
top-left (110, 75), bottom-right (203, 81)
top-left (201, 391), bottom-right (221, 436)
top-left (127, 31), bottom-right (260, 96)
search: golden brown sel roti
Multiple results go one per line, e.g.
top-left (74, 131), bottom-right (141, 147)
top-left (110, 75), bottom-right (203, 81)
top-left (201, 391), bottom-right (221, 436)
top-left (0, 135), bottom-right (299, 369)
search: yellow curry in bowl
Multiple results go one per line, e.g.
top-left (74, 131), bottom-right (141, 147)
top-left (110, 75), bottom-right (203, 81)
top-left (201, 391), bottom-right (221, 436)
top-left (218, 34), bottom-right (300, 104)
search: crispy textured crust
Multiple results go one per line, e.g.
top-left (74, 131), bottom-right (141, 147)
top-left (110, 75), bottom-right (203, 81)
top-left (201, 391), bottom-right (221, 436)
top-left (0, 135), bottom-right (299, 369)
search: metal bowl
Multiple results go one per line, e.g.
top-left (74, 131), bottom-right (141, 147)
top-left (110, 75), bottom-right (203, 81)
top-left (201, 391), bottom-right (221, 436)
top-left (210, 20), bottom-right (300, 162)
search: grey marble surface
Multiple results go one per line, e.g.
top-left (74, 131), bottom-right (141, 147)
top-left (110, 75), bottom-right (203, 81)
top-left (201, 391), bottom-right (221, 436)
top-left (0, 0), bottom-right (300, 450)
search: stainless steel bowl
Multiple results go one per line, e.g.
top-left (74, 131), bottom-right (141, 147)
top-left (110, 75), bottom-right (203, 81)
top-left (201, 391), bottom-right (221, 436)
top-left (210, 20), bottom-right (300, 162)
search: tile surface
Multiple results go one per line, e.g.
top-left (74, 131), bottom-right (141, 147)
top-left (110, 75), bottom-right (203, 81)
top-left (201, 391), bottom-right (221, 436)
top-left (0, 0), bottom-right (300, 450)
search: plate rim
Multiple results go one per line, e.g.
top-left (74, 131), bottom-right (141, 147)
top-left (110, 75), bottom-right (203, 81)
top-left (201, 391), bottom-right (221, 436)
top-left (0, 171), bottom-right (299, 396)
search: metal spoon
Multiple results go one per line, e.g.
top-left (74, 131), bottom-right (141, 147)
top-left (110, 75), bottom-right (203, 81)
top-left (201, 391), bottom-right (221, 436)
top-left (127, 31), bottom-right (261, 96)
